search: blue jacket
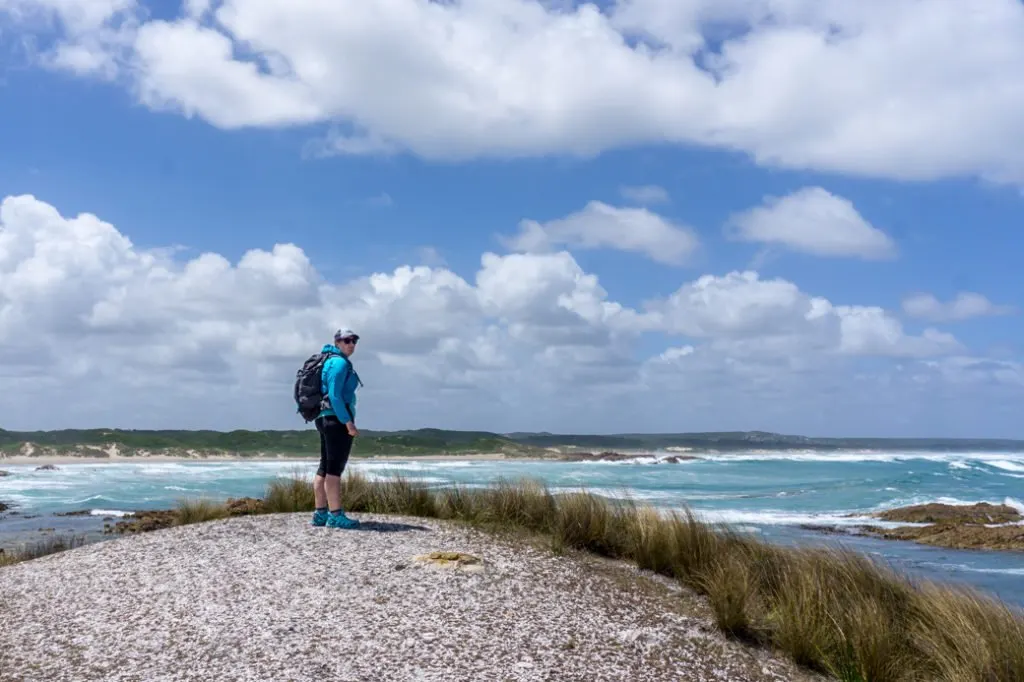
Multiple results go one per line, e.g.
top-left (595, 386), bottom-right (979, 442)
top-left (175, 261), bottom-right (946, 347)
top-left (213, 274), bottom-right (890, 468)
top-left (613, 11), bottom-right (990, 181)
top-left (318, 344), bottom-right (360, 422)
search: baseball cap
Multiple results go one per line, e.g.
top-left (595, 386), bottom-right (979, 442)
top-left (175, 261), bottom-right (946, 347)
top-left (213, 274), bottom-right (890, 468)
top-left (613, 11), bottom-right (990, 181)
top-left (334, 328), bottom-right (360, 342)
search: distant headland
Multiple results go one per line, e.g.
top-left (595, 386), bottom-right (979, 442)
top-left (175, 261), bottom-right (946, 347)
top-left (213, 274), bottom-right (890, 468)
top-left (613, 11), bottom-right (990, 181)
top-left (1, 427), bottom-right (1022, 459)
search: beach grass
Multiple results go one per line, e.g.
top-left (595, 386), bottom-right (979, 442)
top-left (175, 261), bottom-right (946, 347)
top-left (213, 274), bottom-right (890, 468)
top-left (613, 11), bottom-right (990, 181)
top-left (262, 471), bottom-right (1024, 682)
top-left (175, 498), bottom-right (230, 525)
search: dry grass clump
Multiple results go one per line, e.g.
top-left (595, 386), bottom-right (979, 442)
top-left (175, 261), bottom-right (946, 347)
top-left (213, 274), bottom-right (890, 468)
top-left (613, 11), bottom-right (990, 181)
top-left (262, 469), bottom-right (316, 512)
top-left (174, 498), bottom-right (229, 525)
top-left (260, 471), bottom-right (1024, 681)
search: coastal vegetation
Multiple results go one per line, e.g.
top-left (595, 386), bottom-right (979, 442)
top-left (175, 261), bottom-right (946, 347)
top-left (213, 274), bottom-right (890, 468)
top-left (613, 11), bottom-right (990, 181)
top-left (2, 426), bottom-right (1024, 457)
top-left (3, 473), bottom-right (1022, 681)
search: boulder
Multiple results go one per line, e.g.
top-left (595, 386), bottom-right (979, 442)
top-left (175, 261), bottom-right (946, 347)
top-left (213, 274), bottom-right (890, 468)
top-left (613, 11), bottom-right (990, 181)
top-left (106, 510), bottom-right (178, 535)
top-left (807, 502), bottom-right (1024, 551)
top-left (873, 502), bottom-right (1021, 525)
top-left (34, 464), bottom-right (59, 472)
top-left (225, 497), bottom-right (264, 516)
top-left (860, 523), bottom-right (1024, 552)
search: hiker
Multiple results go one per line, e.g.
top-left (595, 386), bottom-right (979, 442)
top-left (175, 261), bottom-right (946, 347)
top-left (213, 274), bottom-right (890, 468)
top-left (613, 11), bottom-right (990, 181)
top-left (311, 328), bottom-right (363, 529)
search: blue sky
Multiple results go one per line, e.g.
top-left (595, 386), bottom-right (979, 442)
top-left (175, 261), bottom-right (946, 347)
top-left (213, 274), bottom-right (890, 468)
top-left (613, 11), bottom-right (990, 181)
top-left (1, 0), bottom-right (1022, 437)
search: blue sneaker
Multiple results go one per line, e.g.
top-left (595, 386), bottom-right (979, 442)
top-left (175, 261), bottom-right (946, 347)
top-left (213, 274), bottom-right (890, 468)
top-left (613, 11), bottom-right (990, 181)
top-left (311, 509), bottom-right (329, 527)
top-left (326, 510), bottom-right (359, 529)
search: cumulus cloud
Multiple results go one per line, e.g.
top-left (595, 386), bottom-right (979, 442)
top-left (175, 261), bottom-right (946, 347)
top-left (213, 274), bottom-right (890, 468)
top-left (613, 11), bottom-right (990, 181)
top-left (1, 0), bottom-right (139, 78)
top-left (902, 292), bottom-right (1018, 323)
top-left (724, 187), bottom-right (897, 260)
top-left (5, 0), bottom-right (1024, 185)
top-left (503, 201), bottom-right (699, 266)
top-left (0, 193), bottom-right (1014, 434)
top-left (644, 271), bottom-right (955, 357)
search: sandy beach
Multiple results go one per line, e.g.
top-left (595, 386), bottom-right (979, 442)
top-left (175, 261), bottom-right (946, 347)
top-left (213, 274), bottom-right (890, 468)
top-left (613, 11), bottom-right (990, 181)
top-left (0, 512), bottom-right (817, 682)
top-left (0, 452), bottom-right (522, 466)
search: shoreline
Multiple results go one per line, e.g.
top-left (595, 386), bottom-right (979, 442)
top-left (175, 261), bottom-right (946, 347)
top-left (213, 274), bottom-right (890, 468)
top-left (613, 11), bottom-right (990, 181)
top-left (0, 451), bottom-right (690, 466)
top-left (0, 452), bottom-right (529, 466)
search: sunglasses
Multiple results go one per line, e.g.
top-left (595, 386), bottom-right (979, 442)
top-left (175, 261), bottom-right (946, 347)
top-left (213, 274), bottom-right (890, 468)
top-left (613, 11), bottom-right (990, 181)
top-left (340, 337), bottom-right (359, 345)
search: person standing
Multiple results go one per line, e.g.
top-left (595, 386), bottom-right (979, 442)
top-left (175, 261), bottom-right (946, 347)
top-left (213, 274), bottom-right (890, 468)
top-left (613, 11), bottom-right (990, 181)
top-left (311, 328), bottom-right (362, 529)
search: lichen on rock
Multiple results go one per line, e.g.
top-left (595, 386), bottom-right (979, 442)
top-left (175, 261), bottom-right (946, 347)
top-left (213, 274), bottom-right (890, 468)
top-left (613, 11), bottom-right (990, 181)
top-left (412, 551), bottom-right (485, 572)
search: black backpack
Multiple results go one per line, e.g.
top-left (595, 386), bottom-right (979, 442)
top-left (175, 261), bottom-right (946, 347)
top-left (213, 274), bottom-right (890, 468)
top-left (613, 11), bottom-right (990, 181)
top-left (293, 351), bottom-right (360, 422)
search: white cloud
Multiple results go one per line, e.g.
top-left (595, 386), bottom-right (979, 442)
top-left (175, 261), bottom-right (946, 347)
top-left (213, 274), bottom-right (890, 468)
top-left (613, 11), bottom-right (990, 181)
top-left (503, 200), bottom-right (700, 266)
top-left (0, 0), bottom-right (135, 34)
top-left (5, 0), bottom-right (1024, 185)
top-left (0, 193), bottom-right (1016, 435)
top-left (1, 0), bottom-right (139, 77)
top-left (724, 187), bottom-right (897, 260)
top-left (620, 185), bottom-right (670, 205)
top-left (835, 306), bottom-right (962, 357)
top-left (645, 270), bottom-right (955, 358)
top-left (919, 356), bottom-right (1024, 388)
top-left (902, 292), bottom-right (1018, 323)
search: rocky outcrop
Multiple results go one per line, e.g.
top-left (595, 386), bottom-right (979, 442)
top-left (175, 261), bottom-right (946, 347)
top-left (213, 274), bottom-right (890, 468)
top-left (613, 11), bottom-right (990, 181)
top-left (105, 510), bottom-right (178, 535)
top-left (225, 497), bottom-right (264, 516)
top-left (805, 503), bottom-right (1024, 552)
top-left (558, 451), bottom-right (697, 463)
top-left (104, 497), bottom-right (266, 536)
top-left (0, 470), bottom-right (10, 477)
top-left (34, 464), bottom-right (59, 471)
top-left (872, 502), bottom-right (1021, 525)
top-left (860, 523), bottom-right (1024, 551)
top-left (0, 501), bottom-right (8, 514)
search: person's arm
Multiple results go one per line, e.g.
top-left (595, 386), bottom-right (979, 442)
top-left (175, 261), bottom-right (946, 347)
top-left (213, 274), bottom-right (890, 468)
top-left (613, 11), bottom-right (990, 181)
top-left (330, 357), bottom-right (358, 433)
top-left (325, 357), bottom-right (346, 416)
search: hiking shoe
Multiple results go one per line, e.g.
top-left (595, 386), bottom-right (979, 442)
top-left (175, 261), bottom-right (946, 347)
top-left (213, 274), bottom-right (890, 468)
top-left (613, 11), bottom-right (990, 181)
top-left (311, 509), bottom-right (329, 527)
top-left (326, 510), bottom-right (359, 529)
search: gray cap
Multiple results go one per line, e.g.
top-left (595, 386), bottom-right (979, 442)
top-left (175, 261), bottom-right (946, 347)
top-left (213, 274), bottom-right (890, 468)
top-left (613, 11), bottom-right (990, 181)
top-left (334, 328), bottom-right (359, 341)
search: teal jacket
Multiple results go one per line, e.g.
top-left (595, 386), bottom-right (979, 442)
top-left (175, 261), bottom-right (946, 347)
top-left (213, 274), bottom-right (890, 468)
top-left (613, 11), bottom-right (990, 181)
top-left (318, 344), bottom-right (360, 422)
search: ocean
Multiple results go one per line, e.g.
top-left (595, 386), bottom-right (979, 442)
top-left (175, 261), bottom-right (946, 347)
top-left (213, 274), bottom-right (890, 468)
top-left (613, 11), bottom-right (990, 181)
top-left (1, 450), bottom-right (1022, 606)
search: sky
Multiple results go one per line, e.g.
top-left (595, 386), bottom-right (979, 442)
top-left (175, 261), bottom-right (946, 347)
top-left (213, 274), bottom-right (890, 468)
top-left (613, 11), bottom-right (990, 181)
top-left (0, 0), bottom-right (1022, 438)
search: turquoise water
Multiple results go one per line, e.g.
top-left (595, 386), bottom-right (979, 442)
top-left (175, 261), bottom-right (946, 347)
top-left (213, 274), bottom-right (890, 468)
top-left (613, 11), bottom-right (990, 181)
top-left (1, 451), bottom-right (1022, 605)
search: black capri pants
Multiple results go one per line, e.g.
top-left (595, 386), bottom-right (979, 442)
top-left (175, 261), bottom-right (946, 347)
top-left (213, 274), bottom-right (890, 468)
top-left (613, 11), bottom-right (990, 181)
top-left (315, 415), bottom-right (354, 477)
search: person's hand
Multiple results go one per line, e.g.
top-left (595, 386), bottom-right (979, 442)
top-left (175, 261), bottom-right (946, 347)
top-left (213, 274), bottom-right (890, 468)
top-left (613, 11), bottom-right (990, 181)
top-left (346, 422), bottom-right (359, 437)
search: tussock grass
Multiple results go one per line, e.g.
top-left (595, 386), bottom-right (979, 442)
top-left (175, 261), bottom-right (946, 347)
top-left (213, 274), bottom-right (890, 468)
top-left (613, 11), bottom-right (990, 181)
top-left (174, 498), bottom-right (229, 525)
top-left (263, 470), bottom-right (316, 513)
top-left (258, 471), bottom-right (1024, 682)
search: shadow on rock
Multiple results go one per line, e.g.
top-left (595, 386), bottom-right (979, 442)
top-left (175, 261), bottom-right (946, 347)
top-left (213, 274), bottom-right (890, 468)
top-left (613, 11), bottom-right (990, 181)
top-left (351, 520), bottom-right (430, 533)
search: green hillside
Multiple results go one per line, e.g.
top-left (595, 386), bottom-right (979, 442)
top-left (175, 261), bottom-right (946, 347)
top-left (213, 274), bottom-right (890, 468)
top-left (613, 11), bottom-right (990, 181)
top-left (0, 427), bottom-right (532, 457)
